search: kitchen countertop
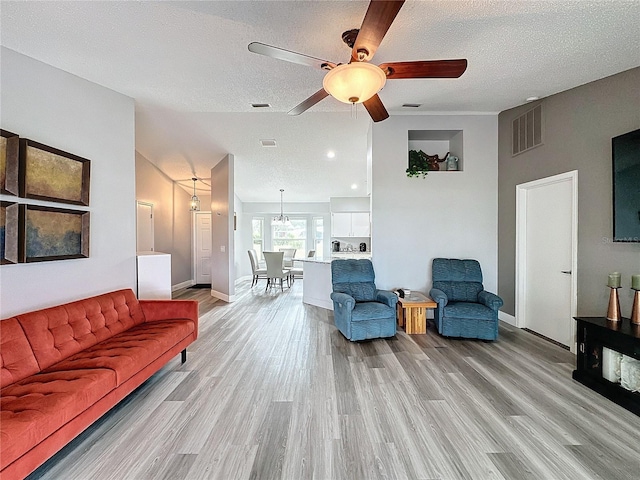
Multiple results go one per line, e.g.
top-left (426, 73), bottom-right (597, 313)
top-left (301, 253), bottom-right (372, 264)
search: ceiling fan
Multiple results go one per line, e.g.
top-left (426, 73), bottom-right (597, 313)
top-left (248, 0), bottom-right (467, 122)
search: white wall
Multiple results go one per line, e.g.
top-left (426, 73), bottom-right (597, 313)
top-left (135, 152), bottom-right (192, 287)
top-left (0, 48), bottom-right (137, 317)
top-left (330, 197), bottom-right (370, 212)
top-left (371, 114), bottom-right (498, 294)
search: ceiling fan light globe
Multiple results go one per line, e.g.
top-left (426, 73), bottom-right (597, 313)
top-left (323, 62), bottom-right (386, 104)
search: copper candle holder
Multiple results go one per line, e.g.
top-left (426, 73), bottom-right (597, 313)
top-left (606, 287), bottom-right (621, 322)
top-left (632, 289), bottom-right (640, 326)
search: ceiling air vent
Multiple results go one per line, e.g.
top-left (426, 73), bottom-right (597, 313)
top-left (251, 103), bottom-right (271, 108)
top-left (260, 139), bottom-right (277, 147)
top-left (512, 104), bottom-right (542, 156)
top-left (402, 103), bottom-right (422, 108)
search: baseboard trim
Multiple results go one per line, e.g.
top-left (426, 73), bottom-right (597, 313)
top-left (211, 289), bottom-right (236, 303)
top-left (523, 328), bottom-right (570, 350)
top-left (499, 311), bottom-right (517, 327)
top-left (172, 280), bottom-right (195, 292)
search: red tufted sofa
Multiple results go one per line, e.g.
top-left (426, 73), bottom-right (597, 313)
top-left (0, 288), bottom-right (198, 480)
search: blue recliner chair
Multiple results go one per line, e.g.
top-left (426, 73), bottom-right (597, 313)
top-left (429, 258), bottom-right (503, 341)
top-left (330, 259), bottom-right (397, 341)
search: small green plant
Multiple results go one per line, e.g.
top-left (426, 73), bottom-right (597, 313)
top-left (406, 150), bottom-right (450, 177)
top-left (406, 150), bottom-right (430, 178)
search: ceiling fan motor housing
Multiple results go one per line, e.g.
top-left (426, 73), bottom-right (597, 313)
top-left (341, 29), bottom-right (359, 48)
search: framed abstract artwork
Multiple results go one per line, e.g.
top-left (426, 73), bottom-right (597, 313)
top-left (19, 139), bottom-right (90, 205)
top-left (1, 201), bottom-right (19, 264)
top-left (1, 130), bottom-right (20, 196)
top-left (19, 204), bottom-right (90, 262)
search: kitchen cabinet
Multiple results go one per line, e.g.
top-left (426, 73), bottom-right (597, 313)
top-left (332, 212), bottom-right (370, 237)
top-left (332, 213), bottom-right (352, 237)
top-left (351, 212), bottom-right (370, 237)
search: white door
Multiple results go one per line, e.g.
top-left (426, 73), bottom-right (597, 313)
top-left (517, 171), bottom-right (577, 348)
top-left (195, 212), bottom-right (212, 285)
top-left (136, 201), bottom-right (154, 252)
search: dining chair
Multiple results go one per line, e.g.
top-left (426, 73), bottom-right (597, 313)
top-left (289, 250), bottom-right (315, 281)
top-left (247, 249), bottom-right (267, 287)
top-left (280, 248), bottom-right (297, 268)
top-left (263, 251), bottom-right (291, 291)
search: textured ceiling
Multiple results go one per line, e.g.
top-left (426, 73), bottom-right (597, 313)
top-left (1, 1), bottom-right (639, 202)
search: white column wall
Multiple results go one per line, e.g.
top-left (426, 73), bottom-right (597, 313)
top-left (0, 48), bottom-right (136, 317)
top-left (371, 114), bottom-right (499, 294)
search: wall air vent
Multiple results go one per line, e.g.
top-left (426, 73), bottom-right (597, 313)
top-left (512, 104), bottom-right (543, 156)
top-left (260, 139), bottom-right (277, 147)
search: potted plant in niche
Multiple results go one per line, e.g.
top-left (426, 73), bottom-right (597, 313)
top-left (406, 150), bottom-right (449, 178)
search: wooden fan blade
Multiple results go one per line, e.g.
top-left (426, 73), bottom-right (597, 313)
top-left (248, 42), bottom-right (336, 70)
top-left (288, 89), bottom-right (330, 116)
top-left (363, 94), bottom-right (389, 122)
top-left (380, 59), bottom-right (468, 79)
top-left (352, 0), bottom-right (405, 62)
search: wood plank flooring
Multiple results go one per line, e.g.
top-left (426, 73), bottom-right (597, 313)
top-left (29, 280), bottom-right (640, 480)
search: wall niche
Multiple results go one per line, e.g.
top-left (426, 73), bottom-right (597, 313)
top-left (408, 129), bottom-right (464, 172)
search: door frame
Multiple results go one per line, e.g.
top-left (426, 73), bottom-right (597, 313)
top-left (515, 170), bottom-right (578, 352)
top-left (192, 211), bottom-right (212, 285)
top-left (136, 201), bottom-right (154, 252)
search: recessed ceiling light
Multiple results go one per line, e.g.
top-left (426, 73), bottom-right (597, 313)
top-left (260, 139), bottom-right (277, 147)
top-left (251, 103), bottom-right (271, 108)
top-left (402, 103), bottom-right (422, 108)
top-left (327, 151), bottom-right (336, 159)
top-left (526, 96), bottom-right (539, 102)
top-left (351, 183), bottom-right (358, 189)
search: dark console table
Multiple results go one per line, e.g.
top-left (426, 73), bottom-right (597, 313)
top-left (573, 317), bottom-right (640, 416)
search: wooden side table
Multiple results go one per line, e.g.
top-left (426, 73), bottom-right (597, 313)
top-left (397, 292), bottom-right (437, 334)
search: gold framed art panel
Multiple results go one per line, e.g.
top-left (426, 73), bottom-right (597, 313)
top-left (1, 201), bottom-right (19, 264)
top-left (19, 138), bottom-right (91, 205)
top-left (19, 204), bottom-right (90, 263)
top-left (1, 130), bottom-right (20, 196)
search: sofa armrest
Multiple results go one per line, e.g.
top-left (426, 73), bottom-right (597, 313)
top-left (429, 288), bottom-right (448, 308)
top-left (139, 299), bottom-right (199, 338)
top-left (478, 291), bottom-right (503, 311)
top-left (330, 292), bottom-right (355, 311)
top-left (376, 290), bottom-right (398, 309)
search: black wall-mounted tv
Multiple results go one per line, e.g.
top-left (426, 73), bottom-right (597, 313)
top-left (612, 128), bottom-right (640, 242)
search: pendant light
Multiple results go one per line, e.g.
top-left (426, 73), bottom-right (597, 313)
top-left (272, 189), bottom-right (290, 225)
top-left (189, 177), bottom-right (201, 211)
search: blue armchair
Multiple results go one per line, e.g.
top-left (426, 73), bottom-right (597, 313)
top-left (330, 259), bottom-right (397, 341)
top-left (429, 258), bottom-right (503, 341)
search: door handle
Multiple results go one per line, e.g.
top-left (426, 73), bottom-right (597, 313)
top-left (561, 270), bottom-right (572, 275)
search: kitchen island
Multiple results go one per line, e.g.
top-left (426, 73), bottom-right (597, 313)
top-left (301, 253), bottom-right (372, 310)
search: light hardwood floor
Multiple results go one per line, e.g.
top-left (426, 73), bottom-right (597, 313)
top-left (29, 280), bottom-right (640, 480)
